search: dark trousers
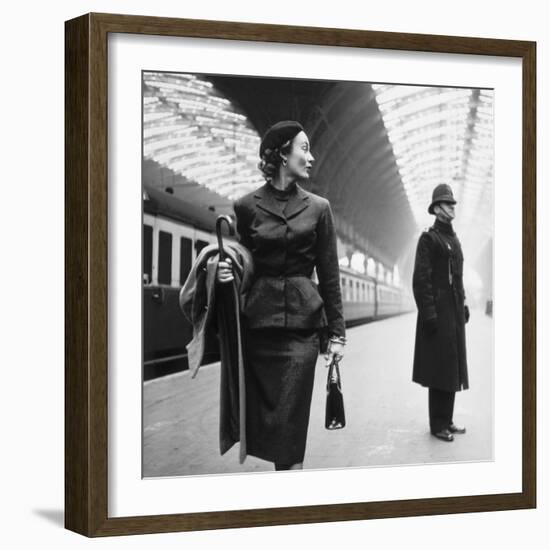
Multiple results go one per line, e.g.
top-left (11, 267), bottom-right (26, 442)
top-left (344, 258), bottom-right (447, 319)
top-left (429, 388), bottom-right (456, 433)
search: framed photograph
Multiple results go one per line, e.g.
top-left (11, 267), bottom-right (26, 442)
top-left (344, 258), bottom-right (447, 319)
top-left (65, 12), bottom-right (536, 537)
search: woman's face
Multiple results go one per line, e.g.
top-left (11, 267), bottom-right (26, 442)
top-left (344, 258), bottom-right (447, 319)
top-left (283, 131), bottom-right (315, 179)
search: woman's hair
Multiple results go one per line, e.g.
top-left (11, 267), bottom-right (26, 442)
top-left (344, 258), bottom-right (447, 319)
top-left (258, 138), bottom-right (294, 181)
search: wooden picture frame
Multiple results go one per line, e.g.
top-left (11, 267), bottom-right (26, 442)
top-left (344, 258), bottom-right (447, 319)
top-left (65, 12), bottom-right (536, 537)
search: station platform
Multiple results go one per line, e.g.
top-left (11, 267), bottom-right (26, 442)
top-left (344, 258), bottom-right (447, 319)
top-left (143, 311), bottom-right (493, 477)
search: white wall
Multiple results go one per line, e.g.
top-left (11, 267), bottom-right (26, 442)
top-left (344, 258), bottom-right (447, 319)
top-left (2, 0), bottom-right (546, 547)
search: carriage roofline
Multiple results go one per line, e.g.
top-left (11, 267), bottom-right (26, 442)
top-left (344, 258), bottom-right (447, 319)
top-left (143, 184), bottom-right (400, 290)
top-left (143, 183), bottom-right (231, 235)
top-left (339, 265), bottom-right (401, 289)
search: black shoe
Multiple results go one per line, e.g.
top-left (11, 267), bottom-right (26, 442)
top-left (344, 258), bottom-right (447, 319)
top-left (448, 422), bottom-right (466, 434)
top-left (431, 429), bottom-right (454, 442)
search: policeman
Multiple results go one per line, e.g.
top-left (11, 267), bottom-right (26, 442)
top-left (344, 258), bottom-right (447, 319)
top-left (412, 183), bottom-right (470, 442)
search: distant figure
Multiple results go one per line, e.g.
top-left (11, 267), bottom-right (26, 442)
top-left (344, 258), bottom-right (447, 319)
top-left (217, 120), bottom-right (346, 470)
top-left (412, 184), bottom-right (470, 442)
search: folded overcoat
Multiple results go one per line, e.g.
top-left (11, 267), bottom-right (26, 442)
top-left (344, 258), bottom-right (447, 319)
top-left (179, 240), bottom-right (254, 462)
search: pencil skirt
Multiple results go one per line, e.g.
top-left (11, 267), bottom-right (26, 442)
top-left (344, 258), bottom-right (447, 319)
top-left (243, 326), bottom-right (320, 465)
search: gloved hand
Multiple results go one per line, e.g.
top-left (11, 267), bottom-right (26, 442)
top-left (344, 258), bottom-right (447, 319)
top-left (324, 339), bottom-right (345, 364)
top-left (216, 258), bottom-right (234, 283)
top-left (464, 305), bottom-right (470, 324)
top-left (423, 317), bottom-right (438, 336)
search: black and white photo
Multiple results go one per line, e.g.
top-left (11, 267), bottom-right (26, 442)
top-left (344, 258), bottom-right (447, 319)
top-left (141, 72), bottom-right (494, 477)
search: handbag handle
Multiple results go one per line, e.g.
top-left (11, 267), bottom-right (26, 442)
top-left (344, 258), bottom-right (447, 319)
top-left (327, 357), bottom-right (342, 387)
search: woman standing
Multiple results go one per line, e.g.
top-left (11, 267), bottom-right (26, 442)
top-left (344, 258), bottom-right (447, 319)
top-left (217, 120), bottom-right (346, 471)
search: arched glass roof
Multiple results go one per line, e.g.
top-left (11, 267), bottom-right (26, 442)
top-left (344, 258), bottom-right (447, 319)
top-left (143, 74), bottom-right (493, 279)
top-left (372, 85), bottom-right (494, 243)
top-left (143, 72), bottom-right (263, 201)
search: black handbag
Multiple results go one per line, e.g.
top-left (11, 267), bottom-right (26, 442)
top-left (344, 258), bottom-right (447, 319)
top-left (325, 357), bottom-right (346, 429)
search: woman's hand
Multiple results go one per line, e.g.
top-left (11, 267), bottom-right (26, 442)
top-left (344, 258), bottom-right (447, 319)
top-left (216, 258), bottom-right (234, 283)
top-left (325, 340), bottom-right (345, 364)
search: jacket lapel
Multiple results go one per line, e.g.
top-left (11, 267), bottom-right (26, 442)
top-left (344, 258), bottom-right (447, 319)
top-left (284, 185), bottom-right (309, 219)
top-left (254, 183), bottom-right (285, 220)
top-left (254, 182), bottom-right (310, 220)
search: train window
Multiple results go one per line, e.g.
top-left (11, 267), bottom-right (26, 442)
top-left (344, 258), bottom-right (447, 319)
top-left (158, 230), bottom-right (172, 285)
top-left (143, 224), bottom-right (153, 284)
top-left (180, 237), bottom-right (193, 285)
top-left (195, 239), bottom-right (209, 256)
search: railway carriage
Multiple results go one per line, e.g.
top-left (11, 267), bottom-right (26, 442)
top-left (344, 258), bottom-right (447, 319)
top-left (143, 185), bottom-right (412, 379)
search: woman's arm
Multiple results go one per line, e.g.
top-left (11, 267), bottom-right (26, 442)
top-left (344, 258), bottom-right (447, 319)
top-left (315, 200), bottom-right (345, 339)
top-left (217, 200), bottom-right (251, 284)
top-left (233, 200), bottom-right (253, 250)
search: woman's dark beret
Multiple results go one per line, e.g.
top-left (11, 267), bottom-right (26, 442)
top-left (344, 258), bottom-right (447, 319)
top-left (259, 120), bottom-right (304, 158)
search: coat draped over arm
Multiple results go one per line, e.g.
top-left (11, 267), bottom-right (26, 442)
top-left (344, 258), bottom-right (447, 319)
top-left (179, 241), bottom-right (254, 463)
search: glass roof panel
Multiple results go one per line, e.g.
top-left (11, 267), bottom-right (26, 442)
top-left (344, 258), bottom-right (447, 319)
top-left (143, 72), bottom-right (263, 200)
top-left (373, 85), bottom-right (494, 247)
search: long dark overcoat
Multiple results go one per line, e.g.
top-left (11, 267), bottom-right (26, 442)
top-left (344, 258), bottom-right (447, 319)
top-left (412, 219), bottom-right (469, 392)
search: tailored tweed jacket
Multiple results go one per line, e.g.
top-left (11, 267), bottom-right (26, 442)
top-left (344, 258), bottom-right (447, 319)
top-left (233, 181), bottom-right (345, 339)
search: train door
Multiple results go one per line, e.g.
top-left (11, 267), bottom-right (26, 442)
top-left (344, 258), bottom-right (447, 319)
top-left (143, 222), bottom-right (153, 285)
